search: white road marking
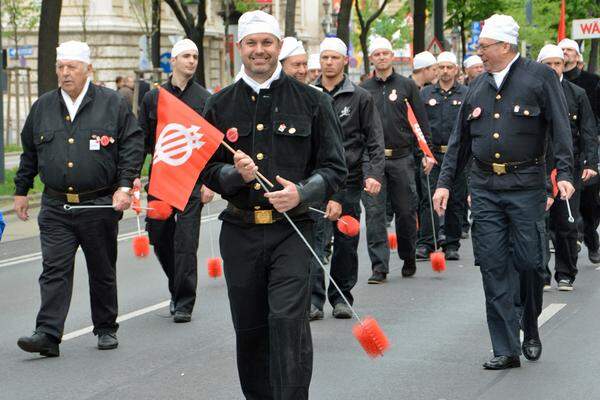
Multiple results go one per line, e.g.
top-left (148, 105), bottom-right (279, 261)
top-left (518, 303), bottom-right (566, 343)
top-left (62, 300), bottom-right (170, 341)
top-left (595, 266), bottom-right (600, 271)
top-left (0, 213), bottom-right (220, 269)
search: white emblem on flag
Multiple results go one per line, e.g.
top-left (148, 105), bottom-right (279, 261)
top-left (153, 123), bottom-right (205, 166)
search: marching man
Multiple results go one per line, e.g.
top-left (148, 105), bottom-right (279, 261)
top-left (201, 11), bottom-right (347, 399)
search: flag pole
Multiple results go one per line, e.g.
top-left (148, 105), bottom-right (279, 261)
top-left (220, 140), bottom-right (275, 188)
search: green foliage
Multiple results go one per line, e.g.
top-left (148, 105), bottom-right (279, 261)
top-left (445, 0), bottom-right (505, 32)
top-left (1, 0), bottom-right (40, 44)
top-left (371, 5), bottom-right (412, 49)
top-left (234, 0), bottom-right (263, 13)
top-left (0, 168), bottom-right (43, 196)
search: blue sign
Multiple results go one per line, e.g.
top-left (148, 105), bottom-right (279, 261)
top-left (471, 21), bottom-right (481, 33)
top-left (160, 52), bottom-right (172, 73)
top-left (8, 45), bottom-right (33, 58)
top-left (467, 42), bottom-right (478, 51)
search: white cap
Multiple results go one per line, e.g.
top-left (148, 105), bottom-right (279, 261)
top-left (413, 51), bottom-right (437, 70)
top-left (537, 44), bottom-right (564, 63)
top-left (279, 37), bottom-right (306, 61)
top-left (56, 41), bottom-right (91, 64)
top-left (237, 10), bottom-right (282, 43)
top-left (308, 53), bottom-right (321, 70)
top-left (479, 14), bottom-right (520, 45)
top-left (171, 39), bottom-right (198, 58)
top-left (320, 37), bottom-right (347, 56)
top-left (437, 51), bottom-right (457, 65)
top-left (558, 38), bottom-right (581, 55)
top-left (463, 55), bottom-right (483, 69)
top-left (368, 37), bottom-right (393, 56)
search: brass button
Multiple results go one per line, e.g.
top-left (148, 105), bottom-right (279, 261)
top-left (68, 186), bottom-right (74, 192)
top-left (67, 161), bottom-right (74, 168)
top-left (68, 138), bottom-right (75, 144)
top-left (524, 110), bottom-right (530, 116)
top-left (256, 123), bottom-right (264, 131)
top-left (493, 133), bottom-right (500, 139)
top-left (496, 94), bottom-right (502, 100)
top-left (251, 95), bottom-right (256, 102)
top-left (289, 128), bottom-right (296, 134)
top-left (253, 182), bottom-right (261, 190)
top-left (494, 153), bottom-right (501, 159)
top-left (40, 135), bottom-right (44, 140)
top-left (256, 153), bottom-right (264, 160)
top-left (65, 115), bottom-right (71, 121)
top-left (494, 113), bottom-right (500, 119)
top-left (573, 115), bottom-right (578, 120)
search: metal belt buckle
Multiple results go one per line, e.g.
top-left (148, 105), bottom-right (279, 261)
top-left (492, 163), bottom-right (507, 175)
top-left (254, 209), bottom-right (273, 224)
top-left (440, 145), bottom-right (448, 153)
top-left (66, 193), bottom-right (80, 203)
top-left (384, 149), bottom-right (393, 157)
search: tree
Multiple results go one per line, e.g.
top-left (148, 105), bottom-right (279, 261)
top-left (1, 0), bottom-right (40, 63)
top-left (445, 0), bottom-right (505, 63)
top-left (413, 0), bottom-right (426, 53)
top-left (38, 0), bottom-right (62, 96)
top-left (337, 0), bottom-right (353, 48)
top-left (78, 0), bottom-right (90, 42)
top-left (165, 0), bottom-right (208, 86)
top-left (355, 0), bottom-right (391, 74)
top-left (130, 0), bottom-right (159, 71)
top-left (371, 7), bottom-right (412, 50)
top-left (285, 0), bottom-right (297, 37)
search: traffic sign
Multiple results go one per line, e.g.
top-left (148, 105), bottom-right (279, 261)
top-left (160, 52), bottom-right (172, 73)
top-left (7, 45), bottom-right (33, 58)
top-left (427, 37), bottom-right (444, 55)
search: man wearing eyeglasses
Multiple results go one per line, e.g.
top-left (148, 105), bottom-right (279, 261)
top-left (433, 14), bottom-right (574, 370)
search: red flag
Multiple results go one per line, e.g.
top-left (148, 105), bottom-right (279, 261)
top-left (550, 168), bottom-right (559, 198)
top-left (558, 0), bottom-right (566, 41)
top-left (149, 88), bottom-right (224, 211)
top-left (404, 99), bottom-right (436, 162)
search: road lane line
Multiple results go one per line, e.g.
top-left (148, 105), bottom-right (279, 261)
top-left (517, 303), bottom-right (567, 343)
top-left (596, 266), bottom-right (600, 270)
top-left (0, 213), bottom-right (221, 269)
top-left (62, 300), bottom-right (170, 341)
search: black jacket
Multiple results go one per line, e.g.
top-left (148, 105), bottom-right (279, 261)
top-left (564, 67), bottom-right (600, 126)
top-left (15, 83), bottom-right (144, 202)
top-left (420, 81), bottom-right (468, 151)
top-left (201, 73), bottom-right (347, 223)
top-left (316, 75), bottom-right (385, 189)
top-left (360, 71), bottom-right (431, 155)
top-left (438, 56), bottom-right (574, 192)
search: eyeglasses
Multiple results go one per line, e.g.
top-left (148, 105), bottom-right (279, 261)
top-left (475, 41), bottom-right (503, 52)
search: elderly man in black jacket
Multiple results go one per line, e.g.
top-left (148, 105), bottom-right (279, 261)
top-left (14, 40), bottom-right (144, 356)
top-left (434, 15), bottom-right (575, 370)
top-left (310, 37), bottom-right (385, 319)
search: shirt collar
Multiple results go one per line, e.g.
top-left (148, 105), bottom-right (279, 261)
top-left (61, 78), bottom-right (91, 121)
top-left (239, 62), bottom-right (283, 94)
top-left (491, 53), bottom-right (519, 88)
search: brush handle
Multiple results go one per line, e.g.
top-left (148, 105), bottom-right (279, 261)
top-left (220, 140), bottom-right (274, 188)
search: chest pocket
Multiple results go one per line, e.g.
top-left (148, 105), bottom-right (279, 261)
top-left (466, 106), bottom-right (486, 138)
top-left (33, 131), bottom-right (57, 166)
top-left (511, 105), bottom-right (542, 134)
top-left (272, 114), bottom-right (312, 169)
top-left (223, 121), bottom-right (252, 154)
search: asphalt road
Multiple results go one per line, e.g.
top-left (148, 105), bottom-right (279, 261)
top-left (1, 204), bottom-right (600, 400)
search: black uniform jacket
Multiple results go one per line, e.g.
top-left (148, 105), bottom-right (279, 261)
top-left (316, 75), bottom-right (385, 188)
top-left (360, 70), bottom-right (432, 155)
top-left (15, 83), bottom-right (144, 201)
top-left (438, 56), bottom-right (574, 192)
top-left (564, 67), bottom-right (600, 127)
top-left (421, 81), bottom-right (468, 151)
top-left (201, 73), bottom-right (347, 222)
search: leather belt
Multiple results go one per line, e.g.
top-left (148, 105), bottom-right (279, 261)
top-left (431, 144), bottom-right (448, 154)
top-left (384, 147), bottom-right (411, 158)
top-left (44, 186), bottom-right (114, 204)
top-left (226, 204), bottom-right (307, 225)
top-left (474, 157), bottom-right (543, 175)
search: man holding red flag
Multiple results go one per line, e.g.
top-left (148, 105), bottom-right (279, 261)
top-left (360, 37), bottom-right (435, 283)
top-left (138, 38), bottom-right (215, 323)
top-left (201, 11), bottom-right (346, 399)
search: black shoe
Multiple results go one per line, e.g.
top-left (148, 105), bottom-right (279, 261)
top-left (174, 311), bottom-right (192, 323)
top-left (309, 304), bottom-right (324, 321)
top-left (368, 271), bottom-right (387, 284)
top-left (444, 249), bottom-right (460, 260)
top-left (169, 300), bottom-right (175, 316)
top-left (483, 355), bottom-right (521, 370)
top-left (589, 249), bottom-right (600, 264)
top-left (17, 332), bottom-right (59, 357)
top-left (332, 303), bottom-right (352, 319)
top-left (415, 247), bottom-right (429, 261)
top-left (522, 338), bottom-right (542, 361)
top-left (402, 259), bottom-right (416, 277)
top-left (97, 332), bottom-right (118, 350)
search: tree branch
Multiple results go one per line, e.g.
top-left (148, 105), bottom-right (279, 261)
top-left (366, 0), bottom-right (390, 30)
top-left (354, 0), bottom-right (366, 29)
top-left (164, 0), bottom-right (192, 35)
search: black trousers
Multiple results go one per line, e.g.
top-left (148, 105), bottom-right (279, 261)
top-left (309, 209), bottom-right (333, 309)
top-left (146, 184), bottom-right (203, 314)
top-left (36, 204), bottom-right (120, 341)
top-left (580, 181), bottom-right (600, 252)
top-left (312, 185), bottom-right (361, 308)
top-left (417, 159), bottom-right (467, 252)
top-left (220, 219), bottom-right (313, 400)
top-left (549, 169), bottom-right (582, 283)
top-left (471, 187), bottom-right (546, 356)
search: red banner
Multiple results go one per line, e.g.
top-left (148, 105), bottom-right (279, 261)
top-left (148, 88), bottom-right (224, 211)
top-left (558, 0), bottom-right (566, 41)
top-left (405, 100), bottom-right (436, 162)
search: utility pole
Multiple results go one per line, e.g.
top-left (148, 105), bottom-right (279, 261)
top-left (434, 0), bottom-right (444, 48)
top-left (0, 5), bottom-right (5, 184)
top-left (151, 0), bottom-right (161, 68)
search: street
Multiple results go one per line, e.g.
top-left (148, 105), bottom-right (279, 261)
top-left (1, 202), bottom-right (600, 400)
